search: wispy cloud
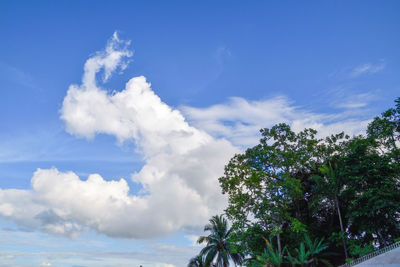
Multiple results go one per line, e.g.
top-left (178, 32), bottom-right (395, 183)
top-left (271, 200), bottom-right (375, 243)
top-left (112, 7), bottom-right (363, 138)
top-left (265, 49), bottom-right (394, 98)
top-left (0, 62), bottom-right (38, 89)
top-left (182, 95), bottom-right (371, 148)
top-left (350, 61), bottom-right (385, 77)
top-left (334, 92), bottom-right (375, 109)
top-left (325, 86), bottom-right (378, 110)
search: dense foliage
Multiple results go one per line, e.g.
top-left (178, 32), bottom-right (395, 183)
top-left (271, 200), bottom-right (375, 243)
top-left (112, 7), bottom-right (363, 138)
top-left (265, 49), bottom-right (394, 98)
top-left (189, 97), bottom-right (400, 266)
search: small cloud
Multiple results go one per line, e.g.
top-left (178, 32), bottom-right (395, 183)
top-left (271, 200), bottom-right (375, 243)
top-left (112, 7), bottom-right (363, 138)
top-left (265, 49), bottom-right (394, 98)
top-left (40, 262), bottom-right (52, 267)
top-left (325, 86), bottom-right (378, 110)
top-left (0, 61), bottom-right (38, 89)
top-left (335, 92), bottom-right (375, 109)
top-left (350, 61), bottom-right (385, 77)
top-left (215, 46), bottom-right (232, 63)
top-left (213, 45), bottom-right (232, 80)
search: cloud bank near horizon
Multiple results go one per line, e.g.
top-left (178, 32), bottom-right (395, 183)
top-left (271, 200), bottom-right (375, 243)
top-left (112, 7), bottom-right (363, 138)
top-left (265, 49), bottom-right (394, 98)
top-left (0, 33), bottom-right (373, 239)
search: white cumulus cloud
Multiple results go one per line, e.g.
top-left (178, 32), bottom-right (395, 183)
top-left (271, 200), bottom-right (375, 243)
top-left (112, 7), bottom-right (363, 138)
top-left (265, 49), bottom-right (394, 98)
top-left (0, 32), bottom-right (238, 239)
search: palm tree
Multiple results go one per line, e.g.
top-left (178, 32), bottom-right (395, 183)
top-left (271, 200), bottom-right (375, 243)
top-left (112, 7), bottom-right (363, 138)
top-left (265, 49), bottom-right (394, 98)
top-left (197, 215), bottom-right (243, 267)
top-left (188, 254), bottom-right (206, 267)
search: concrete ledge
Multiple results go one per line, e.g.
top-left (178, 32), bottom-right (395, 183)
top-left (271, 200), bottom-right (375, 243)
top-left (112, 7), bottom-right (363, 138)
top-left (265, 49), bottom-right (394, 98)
top-left (354, 246), bottom-right (400, 266)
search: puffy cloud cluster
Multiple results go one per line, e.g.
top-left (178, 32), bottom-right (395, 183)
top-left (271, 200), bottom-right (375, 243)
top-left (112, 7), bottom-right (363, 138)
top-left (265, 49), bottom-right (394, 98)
top-left (0, 33), bottom-right (237, 238)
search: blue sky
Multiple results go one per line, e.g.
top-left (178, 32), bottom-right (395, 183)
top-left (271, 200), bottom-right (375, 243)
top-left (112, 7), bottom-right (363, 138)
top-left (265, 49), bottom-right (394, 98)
top-left (0, 1), bottom-right (399, 266)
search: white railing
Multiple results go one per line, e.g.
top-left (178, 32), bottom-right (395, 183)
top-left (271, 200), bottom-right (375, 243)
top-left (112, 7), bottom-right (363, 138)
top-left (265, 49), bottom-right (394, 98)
top-left (339, 240), bottom-right (400, 267)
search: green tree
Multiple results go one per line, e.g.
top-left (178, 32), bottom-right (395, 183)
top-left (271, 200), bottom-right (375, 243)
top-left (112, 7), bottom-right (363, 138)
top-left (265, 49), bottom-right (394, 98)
top-left (218, 99), bottom-right (400, 264)
top-left (198, 215), bottom-right (243, 267)
top-left (340, 137), bottom-right (400, 247)
top-left (219, 124), bottom-right (323, 255)
top-left (367, 97), bottom-right (400, 164)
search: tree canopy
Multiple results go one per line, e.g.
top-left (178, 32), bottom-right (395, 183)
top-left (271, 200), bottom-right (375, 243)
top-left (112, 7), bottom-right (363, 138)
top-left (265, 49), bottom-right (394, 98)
top-left (189, 97), bottom-right (400, 266)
